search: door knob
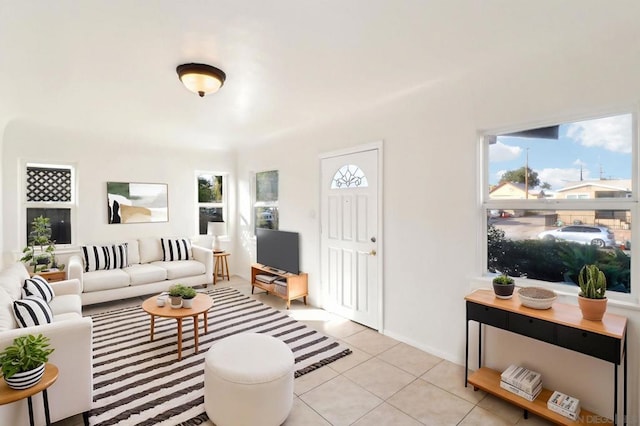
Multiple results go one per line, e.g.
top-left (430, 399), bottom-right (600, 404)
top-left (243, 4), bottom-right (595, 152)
top-left (371, 236), bottom-right (376, 242)
top-left (369, 250), bottom-right (377, 256)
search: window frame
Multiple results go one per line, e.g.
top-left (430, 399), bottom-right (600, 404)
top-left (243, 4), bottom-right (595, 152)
top-left (253, 170), bottom-right (279, 234)
top-left (196, 171), bottom-right (228, 236)
top-left (480, 109), bottom-right (639, 303)
top-left (22, 161), bottom-right (77, 248)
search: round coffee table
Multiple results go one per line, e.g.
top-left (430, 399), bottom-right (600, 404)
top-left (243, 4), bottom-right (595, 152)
top-left (142, 292), bottom-right (214, 360)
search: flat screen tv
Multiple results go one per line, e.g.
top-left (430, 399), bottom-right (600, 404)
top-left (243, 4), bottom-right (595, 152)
top-left (256, 228), bottom-right (300, 274)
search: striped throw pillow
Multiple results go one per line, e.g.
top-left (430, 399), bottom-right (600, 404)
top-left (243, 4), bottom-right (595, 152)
top-left (22, 275), bottom-right (54, 302)
top-left (13, 296), bottom-right (53, 327)
top-left (82, 243), bottom-right (129, 272)
top-left (161, 238), bottom-right (192, 261)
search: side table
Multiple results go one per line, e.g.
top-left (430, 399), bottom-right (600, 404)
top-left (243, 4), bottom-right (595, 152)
top-left (213, 252), bottom-right (230, 284)
top-left (0, 363), bottom-right (59, 426)
top-left (30, 270), bottom-right (66, 283)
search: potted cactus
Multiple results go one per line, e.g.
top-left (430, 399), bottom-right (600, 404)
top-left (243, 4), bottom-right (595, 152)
top-left (577, 264), bottom-right (607, 321)
top-left (181, 286), bottom-right (197, 308)
top-left (492, 273), bottom-right (515, 299)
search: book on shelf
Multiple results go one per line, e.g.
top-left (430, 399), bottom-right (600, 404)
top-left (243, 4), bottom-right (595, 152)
top-left (274, 279), bottom-right (287, 286)
top-left (499, 380), bottom-right (542, 402)
top-left (547, 391), bottom-right (580, 420)
top-left (255, 274), bottom-right (277, 283)
top-left (500, 364), bottom-right (542, 394)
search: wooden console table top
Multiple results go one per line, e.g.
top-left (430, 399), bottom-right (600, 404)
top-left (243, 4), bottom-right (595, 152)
top-left (465, 289), bottom-right (626, 339)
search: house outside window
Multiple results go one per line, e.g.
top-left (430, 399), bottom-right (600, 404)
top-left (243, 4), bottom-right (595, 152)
top-left (254, 170), bottom-right (278, 232)
top-left (25, 163), bottom-right (75, 245)
top-left (483, 112), bottom-right (635, 298)
top-left (197, 173), bottom-right (226, 235)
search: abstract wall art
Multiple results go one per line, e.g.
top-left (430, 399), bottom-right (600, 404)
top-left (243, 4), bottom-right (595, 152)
top-left (107, 182), bottom-right (168, 224)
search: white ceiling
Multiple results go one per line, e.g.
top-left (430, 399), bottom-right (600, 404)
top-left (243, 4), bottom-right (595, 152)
top-left (1, 1), bottom-right (639, 150)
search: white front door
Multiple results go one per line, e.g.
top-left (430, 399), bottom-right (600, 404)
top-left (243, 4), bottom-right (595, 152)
top-left (320, 147), bottom-right (381, 329)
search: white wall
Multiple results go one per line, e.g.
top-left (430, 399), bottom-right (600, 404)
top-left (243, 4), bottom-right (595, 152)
top-left (1, 119), bottom-right (237, 269)
top-left (236, 48), bottom-right (640, 420)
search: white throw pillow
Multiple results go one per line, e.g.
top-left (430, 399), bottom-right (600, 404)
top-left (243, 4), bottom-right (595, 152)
top-left (13, 296), bottom-right (53, 327)
top-left (81, 243), bottom-right (128, 272)
top-left (22, 275), bottom-right (54, 302)
top-left (161, 238), bottom-right (192, 261)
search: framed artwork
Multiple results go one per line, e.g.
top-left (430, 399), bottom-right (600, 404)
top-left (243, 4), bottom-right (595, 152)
top-left (107, 182), bottom-right (168, 224)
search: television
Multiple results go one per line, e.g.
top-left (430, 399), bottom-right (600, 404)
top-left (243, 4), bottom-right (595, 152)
top-left (256, 228), bottom-right (300, 274)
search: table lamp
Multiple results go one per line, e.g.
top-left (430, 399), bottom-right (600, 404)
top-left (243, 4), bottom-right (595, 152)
top-left (208, 221), bottom-right (226, 253)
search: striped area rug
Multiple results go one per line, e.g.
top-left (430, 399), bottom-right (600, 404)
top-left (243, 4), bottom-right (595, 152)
top-left (88, 286), bottom-right (352, 426)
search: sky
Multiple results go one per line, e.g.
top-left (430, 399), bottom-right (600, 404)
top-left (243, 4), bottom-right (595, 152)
top-left (489, 113), bottom-right (632, 191)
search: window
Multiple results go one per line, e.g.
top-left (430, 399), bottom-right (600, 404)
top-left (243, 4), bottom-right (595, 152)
top-left (255, 170), bottom-right (278, 231)
top-left (25, 163), bottom-right (75, 245)
top-left (331, 164), bottom-right (369, 188)
top-left (483, 112), bottom-right (634, 296)
top-left (197, 173), bottom-right (226, 235)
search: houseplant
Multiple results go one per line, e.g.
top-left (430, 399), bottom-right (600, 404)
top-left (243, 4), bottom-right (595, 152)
top-left (577, 264), bottom-right (607, 320)
top-left (0, 334), bottom-right (54, 390)
top-left (492, 274), bottom-right (515, 299)
top-left (168, 284), bottom-right (186, 309)
top-left (181, 286), bottom-right (197, 308)
top-left (20, 216), bottom-right (56, 273)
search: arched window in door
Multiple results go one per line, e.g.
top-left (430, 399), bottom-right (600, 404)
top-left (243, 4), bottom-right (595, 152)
top-left (331, 164), bottom-right (369, 189)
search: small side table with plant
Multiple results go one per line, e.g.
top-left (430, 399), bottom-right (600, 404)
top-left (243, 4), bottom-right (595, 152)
top-left (0, 334), bottom-right (57, 426)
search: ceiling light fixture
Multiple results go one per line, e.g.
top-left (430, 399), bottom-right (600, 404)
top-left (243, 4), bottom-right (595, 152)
top-left (176, 63), bottom-right (226, 97)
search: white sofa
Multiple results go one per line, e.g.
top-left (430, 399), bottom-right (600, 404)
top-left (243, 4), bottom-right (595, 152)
top-left (0, 262), bottom-right (92, 426)
top-left (68, 237), bottom-right (213, 306)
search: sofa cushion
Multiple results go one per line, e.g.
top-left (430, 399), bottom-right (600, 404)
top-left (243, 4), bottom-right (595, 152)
top-left (49, 294), bottom-right (82, 316)
top-left (153, 260), bottom-right (205, 280)
top-left (125, 264), bottom-right (167, 286)
top-left (139, 237), bottom-right (163, 263)
top-left (13, 296), bottom-right (53, 327)
top-left (82, 243), bottom-right (128, 272)
top-left (0, 263), bottom-right (30, 300)
top-left (126, 239), bottom-right (140, 265)
top-left (0, 288), bottom-right (17, 331)
top-left (23, 275), bottom-right (54, 302)
top-left (161, 238), bottom-right (192, 261)
top-left (52, 312), bottom-right (82, 323)
top-left (83, 269), bottom-right (130, 293)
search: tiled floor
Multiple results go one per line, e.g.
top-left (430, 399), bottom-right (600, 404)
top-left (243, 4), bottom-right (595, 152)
top-left (55, 277), bottom-right (554, 426)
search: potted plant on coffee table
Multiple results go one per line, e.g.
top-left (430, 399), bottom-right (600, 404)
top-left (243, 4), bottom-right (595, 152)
top-left (168, 284), bottom-right (186, 309)
top-left (577, 264), bottom-right (607, 321)
top-left (181, 286), bottom-right (197, 308)
top-left (492, 273), bottom-right (515, 299)
top-left (0, 334), bottom-right (54, 390)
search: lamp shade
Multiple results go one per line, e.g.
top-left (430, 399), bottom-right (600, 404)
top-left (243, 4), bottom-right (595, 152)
top-left (207, 221), bottom-right (226, 236)
top-left (176, 63), bottom-right (226, 97)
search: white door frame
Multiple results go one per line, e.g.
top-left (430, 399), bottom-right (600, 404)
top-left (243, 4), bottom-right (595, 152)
top-left (319, 140), bottom-right (384, 332)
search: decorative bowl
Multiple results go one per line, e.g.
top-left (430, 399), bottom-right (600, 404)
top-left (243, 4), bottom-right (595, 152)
top-left (518, 287), bottom-right (557, 310)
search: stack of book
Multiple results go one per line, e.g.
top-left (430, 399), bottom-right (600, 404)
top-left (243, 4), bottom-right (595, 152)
top-left (499, 365), bottom-right (542, 401)
top-left (547, 391), bottom-right (581, 420)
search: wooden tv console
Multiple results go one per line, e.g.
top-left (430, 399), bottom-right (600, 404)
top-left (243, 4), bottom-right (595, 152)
top-left (251, 263), bottom-right (308, 309)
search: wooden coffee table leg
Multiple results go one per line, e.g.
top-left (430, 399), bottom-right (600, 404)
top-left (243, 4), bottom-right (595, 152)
top-left (150, 315), bottom-right (155, 341)
top-left (204, 311), bottom-right (208, 334)
top-left (193, 315), bottom-right (199, 354)
top-left (177, 318), bottom-right (183, 360)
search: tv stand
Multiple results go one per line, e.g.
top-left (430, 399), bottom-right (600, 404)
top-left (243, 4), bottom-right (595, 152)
top-left (251, 263), bottom-right (308, 309)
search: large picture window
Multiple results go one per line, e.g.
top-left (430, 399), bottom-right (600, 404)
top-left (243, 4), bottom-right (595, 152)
top-left (483, 112), bottom-right (634, 296)
top-left (25, 163), bottom-right (75, 245)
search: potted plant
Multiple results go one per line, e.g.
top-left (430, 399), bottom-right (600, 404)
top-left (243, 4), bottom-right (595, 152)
top-left (181, 286), bottom-right (197, 308)
top-left (0, 334), bottom-right (54, 390)
top-left (20, 216), bottom-right (56, 273)
top-left (577, 264), bottom-right (607, 321)
top-left (492, 273), bottom-right (515, 299)
top-left (168, 284), bottom-right (186, 309)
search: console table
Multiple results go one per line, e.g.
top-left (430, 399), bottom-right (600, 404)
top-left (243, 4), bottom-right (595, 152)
top-left (465, 289), bottom-right (627, 425)
top-left (251, 263), bottom-right (308, 309)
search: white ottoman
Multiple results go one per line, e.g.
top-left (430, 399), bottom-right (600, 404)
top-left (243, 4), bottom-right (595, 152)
top-left (204, 332), bottom-right (295, 426)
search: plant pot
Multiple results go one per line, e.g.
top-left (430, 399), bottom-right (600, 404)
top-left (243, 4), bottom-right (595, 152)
top-left (169, 295), bottom-right (182, 309)
top-left (5, 363), bottom-right (45, 390)
top-left (578, 295), bottom-right (607, 321)
top-left (493, 283), bottom-right (515, 299)
top-left (182, 297), bottom-right (194, 309)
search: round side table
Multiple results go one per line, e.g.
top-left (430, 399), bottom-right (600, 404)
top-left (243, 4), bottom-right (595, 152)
top-left (0, 363), bottom-right (59, 426)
